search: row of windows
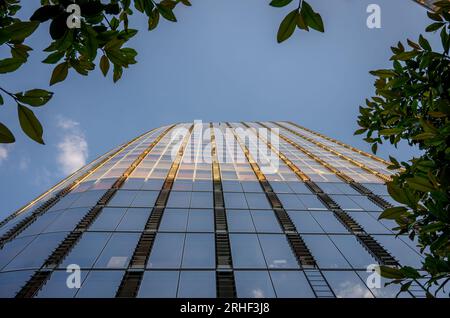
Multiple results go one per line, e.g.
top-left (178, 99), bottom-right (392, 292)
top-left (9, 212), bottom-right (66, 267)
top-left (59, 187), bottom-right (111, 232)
top-left (0, 268), bottom-right (416, 298)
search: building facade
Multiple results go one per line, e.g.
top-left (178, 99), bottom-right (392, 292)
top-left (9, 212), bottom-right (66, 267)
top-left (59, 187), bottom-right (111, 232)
top-left (0, 122), bottom-right (429, 298)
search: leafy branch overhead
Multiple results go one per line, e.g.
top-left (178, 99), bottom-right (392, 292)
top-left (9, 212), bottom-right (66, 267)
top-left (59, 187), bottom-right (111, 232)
top-left (356, 0), bottom-right (450, 297)
top-left (0, 0), bottom-right (326, 145)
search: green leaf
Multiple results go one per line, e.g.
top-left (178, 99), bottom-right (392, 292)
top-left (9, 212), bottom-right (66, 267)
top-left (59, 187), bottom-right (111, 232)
top-left (301, 2), bottom-right (324, 32)
top-left (387, 182), bottom-right (410, 205)
top-left (180, 0), bottom-right (192, 6)
top-left (0, 122), bottom-right (15, 143)
top-left (42, 51), bottom-right (65, 64)
top-left (379, 266), bottom-right (405, 279)
top-left (83, 26), bottom-right (99, 60)
top-left (370, 69), bottom-right (397, 78)
top-left (0, 94), bottom-right (3, 105)
top-left (378, 206), bottom-right (408, 220)
top-left (391, 51), bottom-right (420, 61)
top-left (148, 9), bottom-right (160, 30)
top-left (17, 104), bottom-right (44, 144)
top-left (419, 35), bottom-right (432, 51)
top-left (135, 0), bottom-right (146, 12)
top-left (100, 55), bottom-right (110, 77)
top-left (379, 128), bottom-right (402, 136)
top-left (6, 21), bottom-right (39, 42)
top-left (277, 9), bottom-right (298, 43)
top-left (354, 128), bottom-right (367, 135)
top-left (0, 58), bottom-right (24, 74)
top-left (296, 11), bottom-right (309, 31)
top-left (406, 176), bottom-right (435, 192)
top-left (15, 89), bottom-right (53, 107)
top-left (157, 3), bottom-right (177, 22)
top-left (113, 64), bottom-right (123, 83)
top-left (426, 22), bottom-right (445, 32)
top-left (50, 62), bottom-right (69, 85)
top-left (270, 0), bottom-right (294, 7)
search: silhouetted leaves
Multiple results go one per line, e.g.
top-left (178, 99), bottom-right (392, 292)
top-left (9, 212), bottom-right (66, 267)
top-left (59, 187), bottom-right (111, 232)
top-left (17, 104), bottom-right (44, 144)
top-left (50, 62), bottom-right (69, 85)
top-left (0, 122), bottom-right (15, 143)
top-left (277, 10), bottom-right (298, 43)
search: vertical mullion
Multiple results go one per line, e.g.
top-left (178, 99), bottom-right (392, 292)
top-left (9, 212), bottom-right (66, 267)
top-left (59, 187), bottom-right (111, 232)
top-left (116, 124), bottom-right (194, 298)
top-left (210, 123), bottom-right (237, 298)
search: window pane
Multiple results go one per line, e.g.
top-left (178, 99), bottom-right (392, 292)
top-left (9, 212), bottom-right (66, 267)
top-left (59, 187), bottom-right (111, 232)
top-left (75, 270), bottom-right (124, 298)
top-left (288, 211), bottom-right (324, 234)
top-left (107, 191), bottom-right (137, 207)
top-left (187, 210), bottom-right (214, 232)
top-left (61, 232), bottom-right (110, 268)
top-left (348, 195), bottom-right (382, 211)
top-left (167, 192), bottom-right (191, 208)
top-left (131, 191), bottom-right (158, 207)
top-left (44, 208), bottom-right (88, 233)
top-left (147, 233), bottom-right (185, 268)
top-left (0, 270), bottom-right (35, 297)
top-left (94, 233), bottom-right (140, 269)
top-left (190, 192), bottom-right (213, 209)
top-left (373, 235), bottom-right (423, 268)
top-left (192, 181), bottom-right (212, 191)
top-left (5, 232), bottom-right (67, 271)
top-left (323, 271), bottom-right (374, 298)
top-left (270, 182), bottom-right (293, 194)
top-left (0, 236), bottom-right (35, 270)
top-left (224, 193), bottom-right (248, 209)
top-left (250, 211), bottom-right (282, 233)
top-left (177, 271), bottom-right (216, 298)
top-left (347, 212), bottom-right (391, 234)
top-left (277, 194), bottom-right (305, 210)
top-left (90, 208), bottom-right (127, 231)
top-left (259, 234), bottom-right (299, 269)
top-left (138, 271), bottom-right (179, 298)
top-left (159, 209), bottom-right (188, 232)
top-left (16, 212), bottom-right (60, 238)
top-left (116, 208), bottom-right (151, 231)
top-left (241, 181), bottom-right (263, 193)
top-left (330, 235), bottom-right (377, 269)
top-left (227, 210), bottom-right (255, 232)
top-left (287, 181), bottom-right (310, 194)
top-left (356, 271), bottom-right (411, 298)
top-left (270, 271), bottom-right (315, 298)
top-left (235, 271), bottom-right (276, 298)
top-left (71, 190), bottom-right (106, 208)
top-left (311, 212), bottom-right (348, 233)
top-left (297, 194), bottom-right (326, 210)
top-left (182, 233), bottom-right (215, 269)
top-left (302, 235), bottom-right (351, 269)
top-left (330, 195), bottom-right (362, 211)
top-left (36, 270), bottom-right (88, 298)
top-left (245, 193), bottom-right (271, 209)
top-left (222, 181), bottom-right (243, 192)
top-left (230, 234), bottom-right (266, 268)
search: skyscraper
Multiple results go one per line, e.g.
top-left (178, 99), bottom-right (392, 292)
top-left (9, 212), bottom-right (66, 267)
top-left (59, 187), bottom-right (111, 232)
top-left (0, 122), bottom-right (428, 298)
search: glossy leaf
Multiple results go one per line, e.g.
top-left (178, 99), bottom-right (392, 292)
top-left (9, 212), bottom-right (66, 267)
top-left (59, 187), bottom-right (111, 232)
top-left (17, 104), bottom-right (44, 144)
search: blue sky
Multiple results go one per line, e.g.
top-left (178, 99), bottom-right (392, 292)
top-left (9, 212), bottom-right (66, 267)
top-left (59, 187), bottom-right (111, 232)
top-left (0, 0), bottom-right (441, 219)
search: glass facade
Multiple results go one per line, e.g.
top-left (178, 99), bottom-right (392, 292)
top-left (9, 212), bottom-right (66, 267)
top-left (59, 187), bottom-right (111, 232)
top-left (0, 122), bottom-right (430, 298)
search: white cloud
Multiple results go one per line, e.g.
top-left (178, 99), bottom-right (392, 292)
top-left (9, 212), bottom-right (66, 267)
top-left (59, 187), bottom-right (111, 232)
top-left (0, 145), bottom-right (9, 164)
top-left (19, 156), bottom-right (30, 170)
top-left (56, 116), bottom-right (88, 175)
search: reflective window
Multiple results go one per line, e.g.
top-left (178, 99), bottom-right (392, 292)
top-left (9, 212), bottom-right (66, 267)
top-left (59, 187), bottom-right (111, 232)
top-left (278, 194), bottom-right (305, 210)
top-left (107, 191), bottom-right (137, 207)
top-left (182, 234), bottom-right (215, 269)
top-left (173, 180), bottom-right (193, 191)
top-left (361, 183), bottom-right (389, 196)
top-left (311, 212), bottom-right (348, 233)
top-left (349, 195), bottom-right (382, 211)
top-left (302, 235), bottom-right (351, 269)
top-left (131, 191), bottom-right (158, 207)
top-left (44, 208), bottom-right (88, 233)
top-left (357, 271), bottom-right (411, 298)
top-left (167, 192), bottom-right (191, 208)
top-left (138, 271), bottom-right (179, 298)
top-left (116, 208), bottom-right (151, 231)
top-left (270, 271), bottom-right (315, 297)
top-left (235, 271), bottom-right (276, 298)
top-left (94, 233), bottom-right (140, 268)
top-left (245, 193), bottom-right (271, 209)
top-left (288, 211), bottom-right (324, 233)
top-left (16, 212), bottom-right (60, 238)
top-left (222, 181), bottom-right (243, 192)
top-left (330, 195), bottom-right (362, 211)
top-left (61, 232), bottom-right (110, 269)
top-left (4, 232), bottom-right (67, 271)
top-left (177, 271), bottom-right (216, 298)
top-left (71, 190), bottom-right (106, 208)
top-left (190, 192), bottom-right (213, 209)
top-left (259, 234), bottom-right (299, 269)
top-left (0, 236), bottom-right (35, 270)
top-left (373, 235), bottom-right (423, 268)
top-left (75, 270), bottom-right (124, 298)
top-left (0, 270), bottom-right (35, 297)
top-left (323, 271), bottom-right (374, 298)
top-left (187, 210), bottom-right (214, 232)
top-left (47, 193), bottom-right (80, 212)
top-left (159, 209), bottom-right (188, 232)
top-left (241, 182), bottom-right (263, 193)
top-left (192, 181), bottom-right (212, 192)
top-left (348, 212), bottom-right (391, 234)
top-left (230, 234), bottom-right (266, 268)
top-left (142, 179), bottom-right (164, 191)
top-left (224, 193), bottom-right (248, 209)
top-left (227, 210), bottom-right (255, 232)
top-left (36, 270), bottom-right (88, 298)
top-left (90, 208), bottom-right (127, 231)
top-left (270, 182), bottom-right (293, 193)
top-left (297, 194), bottom-right (326, 210)
top-left (329, 235), bottom-right (377, 269)
top-left (147, 233), bottom-right (184, 268)
top-left (287, 181), bottom-right (310, 194)
top-left (251, 211), bottom-right (282, 233)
